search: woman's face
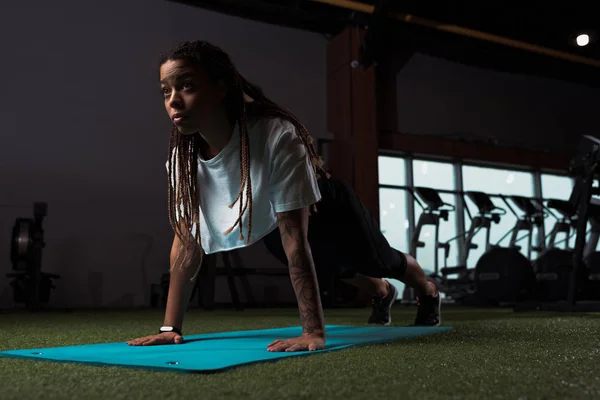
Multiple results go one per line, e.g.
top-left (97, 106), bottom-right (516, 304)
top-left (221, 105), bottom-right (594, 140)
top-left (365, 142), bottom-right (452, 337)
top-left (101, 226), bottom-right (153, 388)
top-left (159, 59), bottom-right (226, 135)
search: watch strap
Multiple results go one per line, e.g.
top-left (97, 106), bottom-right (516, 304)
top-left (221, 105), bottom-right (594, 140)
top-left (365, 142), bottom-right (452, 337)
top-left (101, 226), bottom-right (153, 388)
top-left (159, 326), bottom-right (182, 336)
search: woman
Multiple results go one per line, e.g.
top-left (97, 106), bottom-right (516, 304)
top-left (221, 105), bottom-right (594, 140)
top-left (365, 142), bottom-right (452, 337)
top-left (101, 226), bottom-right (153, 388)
top-left (127, 40), bottom-right (440, 352)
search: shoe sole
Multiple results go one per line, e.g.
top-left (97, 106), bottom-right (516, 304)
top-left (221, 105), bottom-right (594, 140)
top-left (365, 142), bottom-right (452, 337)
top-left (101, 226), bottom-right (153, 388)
top-left (383, 284), bottom-right (397, 326)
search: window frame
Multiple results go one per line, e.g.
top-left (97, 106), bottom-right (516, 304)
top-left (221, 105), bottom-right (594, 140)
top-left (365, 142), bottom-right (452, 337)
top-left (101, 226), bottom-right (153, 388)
top-left (378, 152), bottom-right (570, 265)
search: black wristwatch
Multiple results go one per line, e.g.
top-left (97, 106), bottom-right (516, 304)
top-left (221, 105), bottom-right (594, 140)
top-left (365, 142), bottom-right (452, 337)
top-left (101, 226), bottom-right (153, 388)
top-left (159, 326), bottom-right (182, 336)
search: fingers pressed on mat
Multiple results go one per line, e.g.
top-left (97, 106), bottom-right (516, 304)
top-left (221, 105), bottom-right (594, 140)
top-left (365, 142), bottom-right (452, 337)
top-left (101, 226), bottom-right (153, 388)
top-left (268, 343), bottom-right (289, 352)
top-left (285, 344), bottom-right (302, 352)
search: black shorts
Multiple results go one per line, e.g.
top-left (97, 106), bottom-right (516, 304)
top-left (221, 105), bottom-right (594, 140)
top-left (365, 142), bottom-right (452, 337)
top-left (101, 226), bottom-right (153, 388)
top-left (263, 176), bottom-right (408, 286)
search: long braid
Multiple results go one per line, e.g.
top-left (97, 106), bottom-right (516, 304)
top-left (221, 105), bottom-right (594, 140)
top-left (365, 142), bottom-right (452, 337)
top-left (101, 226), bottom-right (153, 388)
top-left (162, 40), bottom-right (329, 260)
top-left (167, 126), bottom-right (202, 280)
top-left (222, 83), bottom-right (252, 243)
top-left (242, 104), bottom-right (253, 242)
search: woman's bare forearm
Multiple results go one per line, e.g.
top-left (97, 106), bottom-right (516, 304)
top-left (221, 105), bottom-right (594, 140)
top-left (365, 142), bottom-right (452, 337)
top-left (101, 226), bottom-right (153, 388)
top-left (288, 245), bottom-right (326, 336)
top-left (276, 208), bottom-right (326, 337)
top-left (163, 238), bottom-right (203, 331)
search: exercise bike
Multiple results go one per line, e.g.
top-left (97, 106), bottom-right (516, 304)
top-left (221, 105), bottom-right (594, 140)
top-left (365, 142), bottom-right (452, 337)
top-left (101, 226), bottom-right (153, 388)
top-left (441, 191), bottom-right (511, 302)
top-left (472, 195), bottom-right (540, 305)
top-left (583, 204), bottom-right (600, 299)
top-left (532, 199), bottom-right (588, 302)
top-left (403, 186), bottom-right (461, 303)
top-left (406, 187), bottom-right (505, 303)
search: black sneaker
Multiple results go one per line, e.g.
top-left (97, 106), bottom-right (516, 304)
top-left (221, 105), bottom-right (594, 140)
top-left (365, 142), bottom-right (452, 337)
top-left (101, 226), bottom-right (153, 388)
top-left (414, 289), bottom-right (441, 326)
top-left (367, 282), bottom-right (398, 326)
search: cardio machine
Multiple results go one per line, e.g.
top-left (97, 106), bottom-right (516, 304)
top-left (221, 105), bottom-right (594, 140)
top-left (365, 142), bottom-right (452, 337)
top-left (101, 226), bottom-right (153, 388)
top-left (515, 134), bottom-right (600, 312)
top-left (472, 195), bottom-right (540, 305)
top-left (583, 204), bottom-right (600, 299)
top-left (406, 187), bottom-right (506, 302)
top-left (7, 202), bottom-right (60, 311)
top-left (532, 199), bottom-right (587, 302)
top-left (401, 187), bottom-right (456, 303)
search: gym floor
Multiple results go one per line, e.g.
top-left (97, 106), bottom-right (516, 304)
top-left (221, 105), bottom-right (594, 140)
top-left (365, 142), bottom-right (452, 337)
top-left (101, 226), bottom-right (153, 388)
top-left (1, 306), bottom-right (598, 400)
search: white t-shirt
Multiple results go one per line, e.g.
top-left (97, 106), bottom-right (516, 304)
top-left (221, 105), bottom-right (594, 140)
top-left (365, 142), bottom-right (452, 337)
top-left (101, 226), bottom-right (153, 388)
top-left (166, 117), bottom-right (322, 254)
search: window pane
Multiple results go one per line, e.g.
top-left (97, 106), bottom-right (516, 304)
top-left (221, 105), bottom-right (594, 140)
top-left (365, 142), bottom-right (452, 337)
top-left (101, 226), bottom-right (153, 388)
top-left (462, 166), bottom-right (534, 266)
top-left (413, 160), bottom-right (455, 191)
top-left (379, 188), bottom-right (409, 299)
top-left (463, 165), bottom-right (534, 196)
top-left (541, 174), bottom-right (573, 200)
top-left (413, 193), bottom-right (460, 273)
top-left (378, 156), bottom-right (406, 186)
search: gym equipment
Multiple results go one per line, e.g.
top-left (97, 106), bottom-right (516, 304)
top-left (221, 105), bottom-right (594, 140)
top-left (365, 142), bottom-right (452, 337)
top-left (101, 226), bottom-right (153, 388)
top-left (404, 186), bottom-right (462, 303)
top-left (0, 324), bottom-right (452, 373)
top-left (151, 250), bottom-right (300, 310)
top-left (407, 187), bottom-right (506, 302)
top-left (7, 202), bottom-right (60, 310)
top-left (544, 200), bottom-right (577, 250)
top-left (409, 187), bottom-right (456, 277)
top-left (531, 199), bottom-right (586, 302)
top-left (440, 191), bottom-right (510, 303)
top-left (440, 191), bottom-right (508, 279)
top-left (516, 134), bottom-right (600, 312)
top-left (472, 195), bottom-right (540, 305)
top-left (152, 251), bottom-right (248, 310)
top-left (496, 195), bottom-right (546, 258)
top-left (582, 205), bottom-right (600, 299)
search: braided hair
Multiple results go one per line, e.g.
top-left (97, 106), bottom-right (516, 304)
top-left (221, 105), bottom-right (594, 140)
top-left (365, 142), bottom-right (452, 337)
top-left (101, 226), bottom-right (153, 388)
top-left (160, 40), bottom-right (329, 276)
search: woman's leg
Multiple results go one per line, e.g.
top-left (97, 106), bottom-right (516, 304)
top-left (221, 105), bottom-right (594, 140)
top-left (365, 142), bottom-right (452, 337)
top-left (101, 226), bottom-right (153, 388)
top-left (343, 254), bottom-right (436, 299)
top-left (342, 273), bottom-right (389, 298)
top-left (264, 176), bottom-right (440, 325)
top-left (398, 254), bottom-right (437, 296)
top-left (325, 177), bottom-right (441, 325)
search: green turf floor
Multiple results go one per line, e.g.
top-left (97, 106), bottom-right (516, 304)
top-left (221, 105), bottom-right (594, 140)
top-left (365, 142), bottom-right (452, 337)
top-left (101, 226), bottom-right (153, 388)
top-left (1, 306), bottom-right (599, 400)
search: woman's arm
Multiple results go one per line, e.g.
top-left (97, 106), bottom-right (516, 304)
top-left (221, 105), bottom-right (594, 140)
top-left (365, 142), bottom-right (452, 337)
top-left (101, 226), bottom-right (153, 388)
top-left (127, 228), bottom-right (203, 346)
top-left (163, 233), bottom-right (204, 331)
top-left (275, 207), bottom-right (325, 337)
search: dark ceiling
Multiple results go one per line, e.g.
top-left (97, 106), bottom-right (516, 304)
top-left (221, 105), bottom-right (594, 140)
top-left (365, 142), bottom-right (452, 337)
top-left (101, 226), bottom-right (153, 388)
top-left (172, 0), bottom-right (600, 88)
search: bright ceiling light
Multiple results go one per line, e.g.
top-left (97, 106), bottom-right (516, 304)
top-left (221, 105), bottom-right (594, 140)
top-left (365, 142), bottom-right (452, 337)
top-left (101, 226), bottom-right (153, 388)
top-left (576, 34), bottom-right (590, 47)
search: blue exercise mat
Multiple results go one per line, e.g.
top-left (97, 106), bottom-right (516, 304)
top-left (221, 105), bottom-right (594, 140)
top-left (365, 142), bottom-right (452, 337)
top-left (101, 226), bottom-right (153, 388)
top-left (0, 324), bottom-right (452, 373)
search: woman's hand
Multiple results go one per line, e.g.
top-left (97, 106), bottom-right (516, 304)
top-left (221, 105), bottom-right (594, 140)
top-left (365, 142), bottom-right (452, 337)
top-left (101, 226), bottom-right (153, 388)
top-left (126, 332), bottom-right (183, 346)
top-left (267, 333), bottom-right (325, 352)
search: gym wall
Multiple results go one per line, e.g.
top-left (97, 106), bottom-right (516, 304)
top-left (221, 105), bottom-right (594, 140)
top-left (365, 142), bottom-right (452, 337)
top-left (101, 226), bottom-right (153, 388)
top-left (0, 0), bottom-right (327, 309)
top-left (395, 53), bottom-right (599, 156)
